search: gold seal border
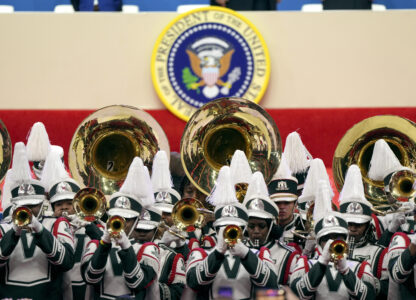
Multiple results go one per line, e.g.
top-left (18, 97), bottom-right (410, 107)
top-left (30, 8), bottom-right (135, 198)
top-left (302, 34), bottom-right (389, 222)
top-left (151, 6), bottom-right (270, 121)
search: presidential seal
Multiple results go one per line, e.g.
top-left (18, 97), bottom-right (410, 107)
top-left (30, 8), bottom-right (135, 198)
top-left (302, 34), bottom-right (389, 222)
top-left (151, 7), bottom-right (270, 121)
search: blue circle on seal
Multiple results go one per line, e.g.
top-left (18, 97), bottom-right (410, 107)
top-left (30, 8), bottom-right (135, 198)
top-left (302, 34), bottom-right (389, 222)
top-left (167, 23), bottom-right (254, 108)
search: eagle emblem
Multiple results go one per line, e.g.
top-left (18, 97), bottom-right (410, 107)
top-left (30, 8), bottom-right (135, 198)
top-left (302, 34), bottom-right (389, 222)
top-left (184, 37), bottom-right (240, 99)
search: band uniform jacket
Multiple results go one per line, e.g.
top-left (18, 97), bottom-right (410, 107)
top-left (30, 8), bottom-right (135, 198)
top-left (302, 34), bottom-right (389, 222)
top-left (157, 244), bottom-right (186, 300)
top-left (349, 240), bottom-right (388, 298)
top-left (388, 232), bottom-right (416, 299)
top-left (186, 246), bottom-right (278, 300)
top-left (81, 240), bottom-right (159, 300)
top-left (0, 216), bottom-right (75, 299)
top-left (290, 256), bottom-right (376, 300)
top-left (247, 239), bottom-right (300, 286)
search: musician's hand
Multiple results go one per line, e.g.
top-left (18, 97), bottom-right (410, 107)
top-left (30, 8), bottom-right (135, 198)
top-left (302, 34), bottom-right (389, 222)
top-left (28, 216), bottom-right (43, 233)
top-left (101, 230), bottom-right (111, 245)
top-left (303, 238), bottom-right (316, 257)
top-left (116, 231), bottom-right (131, 250)
top-left (336, 257), bottom-right (349, 274)
top-left (318, 239), bottom-right (333, 266)
top-left (229, 241), bottom-right (249, 259)
top-left (215, 227), bottom-right (227, 254)
top-left (12, 223), bottom-right (22, 236)
top-left (388, 212), bottom-right (406, 232)
top-left (68, 215), bottom-right (90, 232)
top-left (160, 230), bottom-right (183, 247)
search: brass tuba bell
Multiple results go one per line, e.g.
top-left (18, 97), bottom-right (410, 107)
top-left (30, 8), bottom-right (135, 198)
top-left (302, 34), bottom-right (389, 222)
top-left (333, 115), bottom-right (416, 208)
top-left (12, 206), bottom-right (32, 228)
top-left (69, 105), bottom-right (169, 195)
top-left (181, 97), bottom-right (282, 196)
top-left (73, 187), bottom-right (107, 222)
top-left (0, 119), bottom-right (12, 184)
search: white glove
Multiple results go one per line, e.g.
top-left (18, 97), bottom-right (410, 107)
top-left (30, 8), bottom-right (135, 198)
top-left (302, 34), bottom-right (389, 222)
top-left (318, 239), bottom-right (333, 266)
top-left (409, 234), bottom-right (416, 246)
top-left (12, 223), bottom-right (22, 236)
top-left (388, 212), bottom-right (406, 232)
top-left (160, 230), bottom-right (184, 247)
top-left (68, 215), bottom-right (90, 232)
top-left (303, 238), bottom-right (316, 257)
top-left (28, 216), bottom-right (43, 233)
top-left (215, 227), bottom-right (227, 254)
top-left (336, 257), bottom-right (349, 274)
top-left (116, 231), bottom-right (132, 250)
top-left (101, 230), bottom-right (111, 244)
top-left (229, 241), bottom-right (249, 258)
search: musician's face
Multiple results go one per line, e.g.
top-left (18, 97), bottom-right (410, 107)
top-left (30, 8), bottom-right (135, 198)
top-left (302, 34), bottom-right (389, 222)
top-left (26, 203), bottom-right (43, 217)
top-left (183, 182), bottom-right (206, 203)
top-left (53, 199), bottom-right (74, 217)
top-left (133, 228), bottom-right (156, 243)
top-left (319, 233), bottom-right (346, 249)
top-left (276, 201), bottom-right (295, 225)
top-left (162, 212), bottom-right (173, 227)
top-left (247, 218), bottom-right (269, 245)
top-left (348, 222), bottom-right (368, 240)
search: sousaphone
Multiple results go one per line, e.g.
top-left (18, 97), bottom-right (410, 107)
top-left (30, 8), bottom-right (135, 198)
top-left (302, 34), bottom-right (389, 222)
top-left (181, 97), bottom-right (282, 196)
top-left (0, 119), bottom-right (12, 184)
top-left (69, 105), bottom-right (169, 195)
top-left (333, 115), bottom-right (416, 208)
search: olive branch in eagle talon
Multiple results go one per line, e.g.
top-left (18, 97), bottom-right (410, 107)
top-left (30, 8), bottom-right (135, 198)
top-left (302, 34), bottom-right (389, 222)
top-left (182, 67), bottom-right (201, 94)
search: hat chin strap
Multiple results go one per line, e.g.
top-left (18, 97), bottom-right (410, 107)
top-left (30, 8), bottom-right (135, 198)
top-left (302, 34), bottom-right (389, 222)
top-left (127, 217), bottom-right (140, 239)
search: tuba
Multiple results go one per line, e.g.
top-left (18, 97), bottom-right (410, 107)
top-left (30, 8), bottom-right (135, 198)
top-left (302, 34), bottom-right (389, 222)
top-left (333, 115), bottom-right (416, 209)
top-left (0, 119), bottom-right (12, 184)
top-left (73, 188), bottom-right (107, 222)
top-left (69, 105), bottom-right (169, 195)
top-left (181, 97), bottom-right (282, 196)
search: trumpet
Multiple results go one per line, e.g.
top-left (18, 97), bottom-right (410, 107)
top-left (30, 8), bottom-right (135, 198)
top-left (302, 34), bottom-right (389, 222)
top-left (73, 188), bottom-right (107, 222)
top-left (158, 221), bottom-right (187, 240)
top-left (224, 225), bottom-right (242, 247)
top-left (329, 239), bottom-right (348, 262)
top-left (12, 206), bottom-right (32, 227)
top-left (107, 215), bottom-right (126, 238)
top-left (172, 198), bottom-right (208, 232)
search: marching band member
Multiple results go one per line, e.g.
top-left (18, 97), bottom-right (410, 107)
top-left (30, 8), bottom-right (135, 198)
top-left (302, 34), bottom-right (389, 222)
top-left (291, 180), bottom-right (376, 300)
top-left (283, 132), bottom-right (313, 196)
top-left (186, 166), bottom-right (278, 299)
top-left (296, 158), bottom-right (334, 257)
top-left (339, 164), bottom-right (389, 299)
top-left (0, 142), bottom-right (75, 299)
top-left (41, 147), bottom-right (103, 300)
top-left (268, 155), bottom-right (305, 251)
top-left (81, 157), bottom-right (160, 299)
top-left (151, 150), bottom-right (191, 256)
top-left (133, 176), bottom-right (186, 300)
top-left (243, 171), bottom-right (300, 286)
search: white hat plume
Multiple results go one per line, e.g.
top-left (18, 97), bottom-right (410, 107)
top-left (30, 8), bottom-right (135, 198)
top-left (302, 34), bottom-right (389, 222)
top-left (41, 146), bottom-right (70, 192)
top-left (313, 179), bottom-right (333, 224)
top-left (299, 158), bottom-right (333, 203)
top-left (26, 122), bottom-right (51, 161)
top-left (339, 164), bottom-right (372, 206)
top-left (10, 142), bottom-right (32, 184)
top-left (368, 139), bottom-right (403, 181)
top-left (151, 150), bottom-right (173, 192)
top-left (230, 150), bottom-right (252, 184)
top-left (283, 132), bottom-right (312, 174)
top-left (243, 171), bottom-right (270, 204)
top-left (208, 166), bottom-right (238, 207)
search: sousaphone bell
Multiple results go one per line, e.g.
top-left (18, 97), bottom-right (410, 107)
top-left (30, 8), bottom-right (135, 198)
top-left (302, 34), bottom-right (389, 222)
top-left (0, 119), bottom-right (12, 184)
top-left (333, 115), bottom-right (416, 209)
top-left (69, 105), bottom-right (169, 195)
top-left (181, 97), bottom-right (282, 196)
